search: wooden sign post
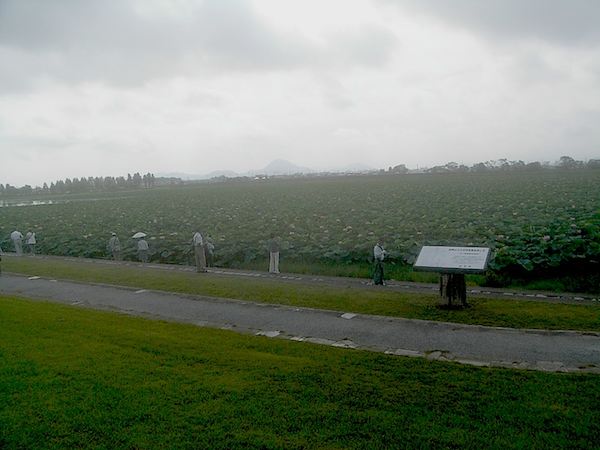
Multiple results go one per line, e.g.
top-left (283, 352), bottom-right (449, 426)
top-left (413, 246), bottom-right (491, 307)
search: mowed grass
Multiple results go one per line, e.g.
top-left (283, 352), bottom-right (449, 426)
top-left (1, 296), bottom-right (599, 449)
top-left (4, 256), bottom-right (600, 332)
top-left (236, 258), bottom-right (444, 284)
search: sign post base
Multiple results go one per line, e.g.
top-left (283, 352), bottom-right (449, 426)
top-left (439, 273), bottom-right (467, 307)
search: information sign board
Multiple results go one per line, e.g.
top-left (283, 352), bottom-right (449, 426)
top-left (414, 246), bottom-right (491, 274)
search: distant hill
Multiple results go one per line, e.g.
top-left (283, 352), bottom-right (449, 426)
top-left (249, 159), bottom-right (313, 176)
top-left (159, 159), bottom-right (351, 181)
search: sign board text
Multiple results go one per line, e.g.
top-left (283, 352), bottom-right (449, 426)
top-left (414, 246), bottom-right (491, 274)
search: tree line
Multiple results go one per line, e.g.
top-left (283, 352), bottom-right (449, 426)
top-left (0, 172), bottom-right (162, 196)
top-left (2, 156), bottom-right (599, 196)
top-left (387, 156), bottom-right (600, 174)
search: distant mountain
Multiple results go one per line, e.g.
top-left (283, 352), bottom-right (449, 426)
top-left (160, 159), bottom-right (369, 181)
top-left (250, 159), bottom-right (314, 176)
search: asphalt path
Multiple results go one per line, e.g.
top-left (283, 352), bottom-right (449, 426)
top-left (1, 272), bottom-right (599, 373)
top-left (4, 253), bottom-right (599, 304)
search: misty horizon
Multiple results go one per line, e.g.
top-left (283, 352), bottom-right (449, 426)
top-left (2, 155), bottom-right (597, 191)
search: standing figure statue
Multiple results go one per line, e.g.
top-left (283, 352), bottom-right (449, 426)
top-left (267, 234), bottom-right (280, 274)
top-left (11, 230), bottom-right (23, 256)
top-left (25, 230), bottom-right (36, 255)
top-left (137, 237), bottom-right (149, 263)
top-left (192, 231), bottom-right (207, 273)
top-left (108, 233), bottom-right (121, 260)
top-left (373, 239), bottom-right (387, 285)
top-left (204, 234), bottom-right (215, 268)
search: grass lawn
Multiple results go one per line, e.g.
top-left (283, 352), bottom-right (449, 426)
top-left (236, 258), bottom-right (445, 284)
top-left (3, 256), bottom-right (600, 332)
top-left (1, 296), bottom-right (599, 449)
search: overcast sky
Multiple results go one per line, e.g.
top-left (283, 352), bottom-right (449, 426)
top-left (1, 0), bottom-right (599, 187)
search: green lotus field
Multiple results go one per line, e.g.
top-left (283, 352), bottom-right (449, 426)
top-left (1, 170), bottom-right (599, 291)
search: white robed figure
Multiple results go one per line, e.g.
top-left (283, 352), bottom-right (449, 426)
top-left (107, 233), bottom-right (121, 260)
top-left (137, 238), bottom-right (149, 263)
top-left (11, 230), bottom-right (23, 256)
top-left (267, 234), bottom-right (280, 274)
top-left (25, 231), bottom-right (36, 255)
top-left (373, 240), bottom-right (387, 285)
top-left (192, 231), bottom-right (207, 273)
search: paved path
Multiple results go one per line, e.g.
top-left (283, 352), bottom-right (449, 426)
top-left (1, 273), bottom-right (599, 373)
top-left (4, 253), bottom-right (599, 304)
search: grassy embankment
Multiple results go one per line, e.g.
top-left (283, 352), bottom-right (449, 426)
top-left (1, 296), bottom-right (599, 449)
top-left (3, 256), bottom-right (600, 332)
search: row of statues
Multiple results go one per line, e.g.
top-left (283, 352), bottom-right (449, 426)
top-left (108, 231), bottom-right (280, 274)
top-left (4, 230), bottom-right (388, 284)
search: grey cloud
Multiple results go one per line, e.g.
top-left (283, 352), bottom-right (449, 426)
top-left (0, 0), bottom-right (398, 90)
top-left (184, 91), bottom-right (226, 109)
top-left (0, 0), bottom-right (307, 88)
top-left (0, 135), bottom-right (72, 148)
top-left (323, 92), bottom-right (355, 110)
top-left (316, 75), bottom-right (355, 110)
top-left (507, 51), bottom-right (568, 85)
top-left (384, 0), bottom-right (600, 45)
top-left (565, 109), bottom-right (600, 140)
top-left (327, 25), bottom-right (398, 67)
top-left (0, 135), bottom-right (77, 164)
